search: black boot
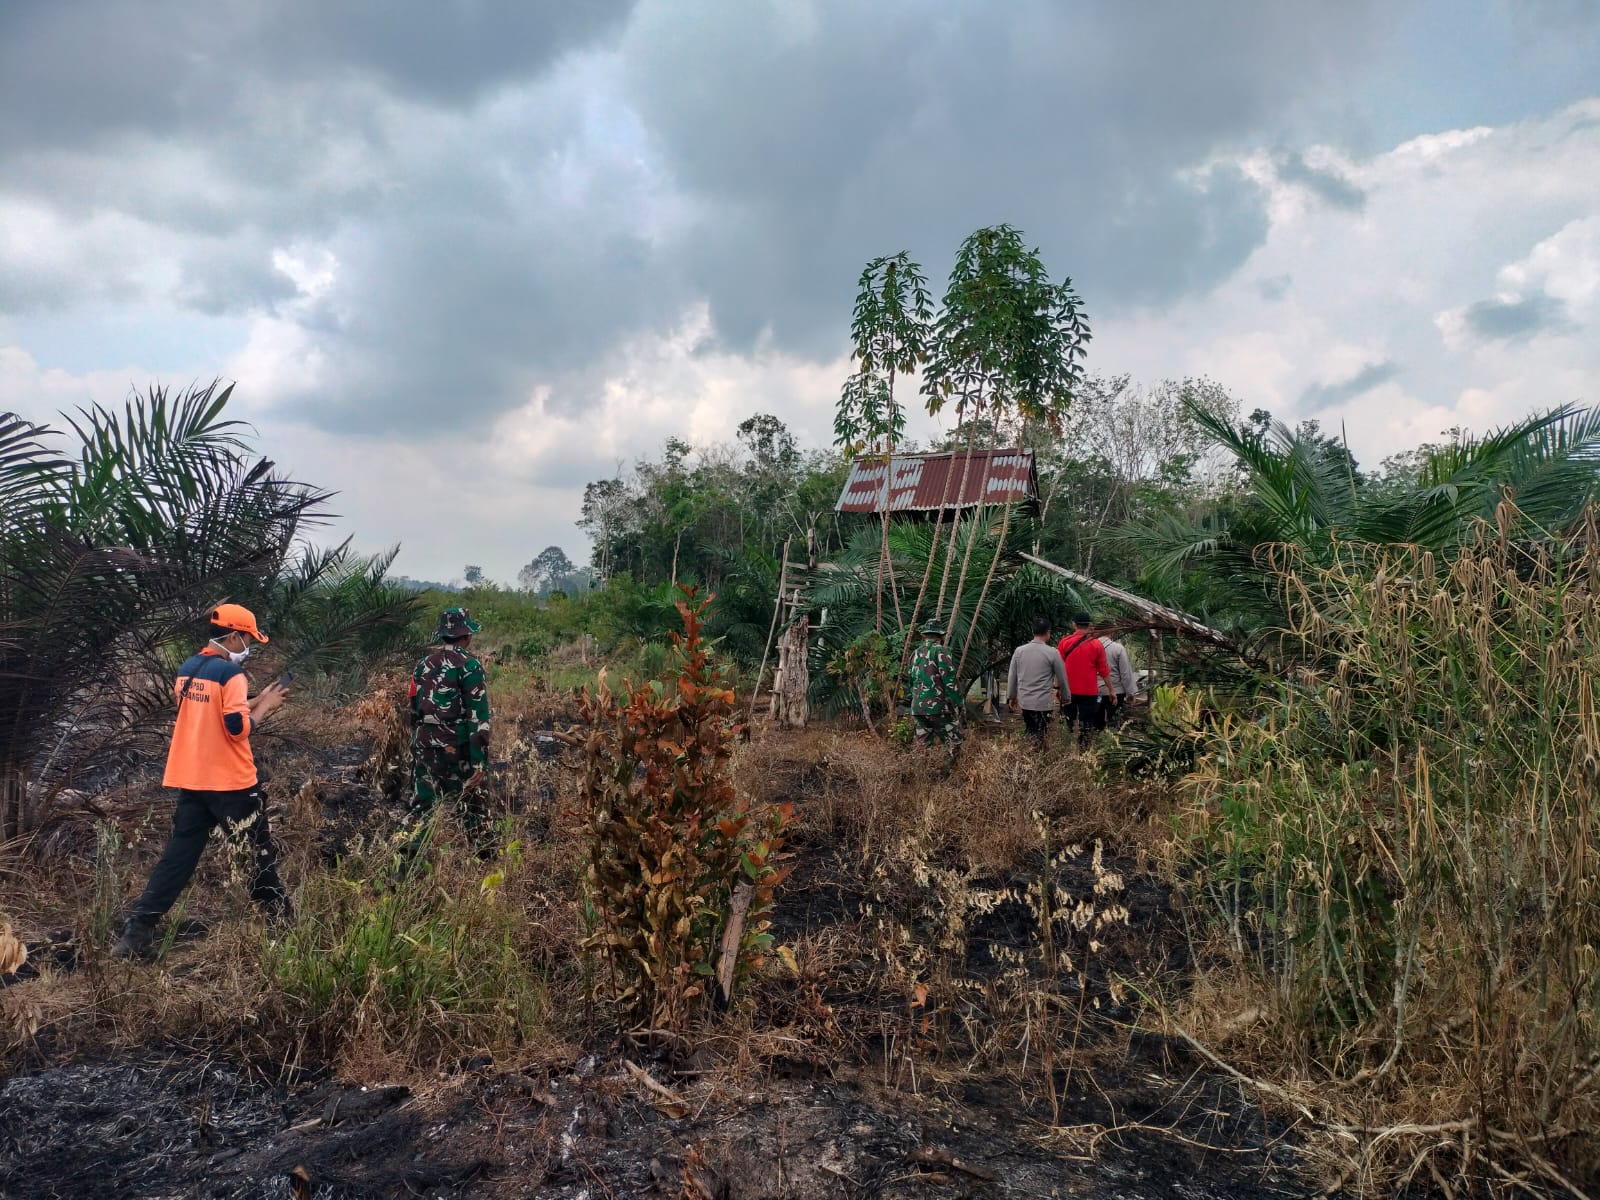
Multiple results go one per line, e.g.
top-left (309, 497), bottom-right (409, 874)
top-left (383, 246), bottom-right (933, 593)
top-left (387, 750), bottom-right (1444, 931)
top-left (111, 917), bottom-right (157, 962)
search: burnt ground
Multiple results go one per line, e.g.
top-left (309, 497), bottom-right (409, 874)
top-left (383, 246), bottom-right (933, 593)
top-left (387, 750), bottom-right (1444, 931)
top-left (1, 727), bottom-right (1323, 1200)
top-left (0, 839), bottom-right (1315, 1200)
top-left (0, 1046), bottom-right (1308, 1200)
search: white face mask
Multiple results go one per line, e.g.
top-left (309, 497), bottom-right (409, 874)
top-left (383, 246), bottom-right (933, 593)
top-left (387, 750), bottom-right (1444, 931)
top-left (211, 638), bottom-right (251, 664)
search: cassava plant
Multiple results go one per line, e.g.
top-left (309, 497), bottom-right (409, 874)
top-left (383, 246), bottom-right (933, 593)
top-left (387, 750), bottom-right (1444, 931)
top-left (835, 252), bottom-right (933, 635)
top-left (921, 225), bottom-right (1088, 678)
top-left (574, 587), bottom-right (791, 1041)
top-left (893, 224), bottom-right (1089, 685)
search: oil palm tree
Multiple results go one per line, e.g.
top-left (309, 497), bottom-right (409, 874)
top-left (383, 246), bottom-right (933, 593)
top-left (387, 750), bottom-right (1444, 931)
top-left (1127, 399), bottom-right (1600, 656)
top-left (0, 383), bottom-right (337, 839)
top-left (263, 540), bottom-right (422, 693)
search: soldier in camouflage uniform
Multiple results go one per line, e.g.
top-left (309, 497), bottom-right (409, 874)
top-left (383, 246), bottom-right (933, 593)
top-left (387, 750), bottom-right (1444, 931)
top-left (907, 620), bottom-right (964, 752)
top-left (407, 607), bottom-right (492, 851)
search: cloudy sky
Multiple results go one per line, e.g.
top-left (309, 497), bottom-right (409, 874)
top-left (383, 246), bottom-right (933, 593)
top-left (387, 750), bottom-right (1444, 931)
top-left (2, 1), bottom-right (1597, 583)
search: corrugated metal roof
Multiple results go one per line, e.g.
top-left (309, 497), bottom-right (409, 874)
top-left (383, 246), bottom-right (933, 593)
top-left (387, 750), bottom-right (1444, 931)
top-left (835, 448), bottom-right (1038, 515)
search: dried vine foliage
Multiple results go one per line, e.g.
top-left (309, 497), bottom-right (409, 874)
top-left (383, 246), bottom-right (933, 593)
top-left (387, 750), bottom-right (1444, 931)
top-left (1182, 506), bottom-right (1600, 1195)
top-left (575, 588), bottom-right (791, 1040)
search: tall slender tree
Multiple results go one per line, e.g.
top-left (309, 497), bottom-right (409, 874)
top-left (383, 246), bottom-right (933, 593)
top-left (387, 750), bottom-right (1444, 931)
top-left (834, 253), bottom-right (933, 634)
top-left (918, 226), bottom-right (1089, 673)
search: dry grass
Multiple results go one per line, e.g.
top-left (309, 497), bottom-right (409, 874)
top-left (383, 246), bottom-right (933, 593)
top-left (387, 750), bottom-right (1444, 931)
top-left (0, 667), bottom-right (1358, 1194)
top-left (725, 722), bottom-right (1190, 1131)
top-left (0, 671), bottom-right (596, 1083)
top-left (747, 726), bottom-right (1171, 874)
top-left (1168, 516), bottom-right (1600, 1196)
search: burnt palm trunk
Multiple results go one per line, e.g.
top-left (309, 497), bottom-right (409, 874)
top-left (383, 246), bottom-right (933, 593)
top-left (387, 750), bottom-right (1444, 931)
top-left (0, 764), bottom-right (23, 843)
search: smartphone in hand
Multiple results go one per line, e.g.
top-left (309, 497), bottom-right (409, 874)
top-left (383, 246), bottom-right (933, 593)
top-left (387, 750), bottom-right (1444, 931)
top-left (278, 672), bottom-right (295, 688)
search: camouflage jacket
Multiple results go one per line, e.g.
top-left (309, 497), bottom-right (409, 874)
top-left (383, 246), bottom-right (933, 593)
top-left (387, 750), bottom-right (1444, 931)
top-left (409, 646), bottom-right (490, 767)
top-left (908, 641), bottom-right (962, 719)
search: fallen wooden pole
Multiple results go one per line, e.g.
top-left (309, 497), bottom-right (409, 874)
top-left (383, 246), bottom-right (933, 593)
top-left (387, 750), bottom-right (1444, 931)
top-left (1018, 552), bottom-right (1242, 655)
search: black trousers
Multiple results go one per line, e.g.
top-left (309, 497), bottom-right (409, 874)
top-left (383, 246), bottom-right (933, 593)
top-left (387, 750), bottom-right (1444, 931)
top-left (127, 787), bottom-right (286, 926)
top-left (1021, 707), bottom-right (1055, 744)
top-left (1066, 694), bottom-right (1106, 742)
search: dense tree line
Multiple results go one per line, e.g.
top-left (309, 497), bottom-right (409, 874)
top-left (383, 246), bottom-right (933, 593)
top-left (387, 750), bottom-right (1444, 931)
top-left (579, 415), bottom-right (851, 592)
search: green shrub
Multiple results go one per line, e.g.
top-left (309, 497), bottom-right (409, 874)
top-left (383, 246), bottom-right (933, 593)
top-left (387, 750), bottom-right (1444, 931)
top-left (509, 632), bottom-right (550, 661)
top-left (1100, 683), bottom-right (1210, 778)
top-left (264, 838), bottom-right (544, 1065)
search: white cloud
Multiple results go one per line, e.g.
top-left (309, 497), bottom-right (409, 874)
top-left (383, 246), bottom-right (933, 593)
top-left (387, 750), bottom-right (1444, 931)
top-left (1093, 100), bottom-right (1600, 467)
top-left (1503, 215), bottom-right (1600, 307)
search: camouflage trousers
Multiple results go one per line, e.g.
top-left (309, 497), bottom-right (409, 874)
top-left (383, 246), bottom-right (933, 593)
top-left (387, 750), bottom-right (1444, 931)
top-left (913, 715), bottom-right (964, 749)
top-left (404, 739), bottom-right (491, 858)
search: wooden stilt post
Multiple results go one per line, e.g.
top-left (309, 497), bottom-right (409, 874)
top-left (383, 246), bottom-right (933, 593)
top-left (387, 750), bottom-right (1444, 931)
top-left (771, 527), bottom-right (815, 729)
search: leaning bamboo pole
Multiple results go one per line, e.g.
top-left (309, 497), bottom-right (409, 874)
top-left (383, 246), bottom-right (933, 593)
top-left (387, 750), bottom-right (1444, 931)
top-left (943, 486), bottom-right (987, 652)
top-left (897, 444), bottom-right (965, 686)
top-left (1017, 552), bottom-right (1242, 654)
top-left (747, 537), bottom-right (790, 724)
top-left (934, 422), bottom-right (980, 620)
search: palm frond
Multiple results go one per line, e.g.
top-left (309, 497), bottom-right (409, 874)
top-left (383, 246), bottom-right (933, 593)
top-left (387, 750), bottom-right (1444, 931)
top-left (61, 380), bottom-right (254, 546)
top-left (0, 413), bottom-right (72, 531)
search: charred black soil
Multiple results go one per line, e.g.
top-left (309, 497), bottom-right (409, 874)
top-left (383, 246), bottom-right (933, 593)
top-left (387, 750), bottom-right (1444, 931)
top-left (0, 1045), bottom-right (1308, 1199)
top-left (1, 727), bottom-right (1323, 1199)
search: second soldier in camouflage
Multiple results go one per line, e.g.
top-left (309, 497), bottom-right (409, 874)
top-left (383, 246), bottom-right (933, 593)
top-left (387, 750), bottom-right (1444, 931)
top-left (907, 619), bottom-right (964, 752)
top-left (408, 607), bottom-right (492, 849)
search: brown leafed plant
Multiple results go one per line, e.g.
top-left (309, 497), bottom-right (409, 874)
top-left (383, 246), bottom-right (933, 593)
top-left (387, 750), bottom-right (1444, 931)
top-left (574, 587), bottom-right (791, 1042)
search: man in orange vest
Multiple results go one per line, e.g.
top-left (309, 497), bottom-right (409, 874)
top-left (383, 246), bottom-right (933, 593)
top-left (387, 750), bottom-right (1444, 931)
top-left (113, 604), bottom-right (290, 960)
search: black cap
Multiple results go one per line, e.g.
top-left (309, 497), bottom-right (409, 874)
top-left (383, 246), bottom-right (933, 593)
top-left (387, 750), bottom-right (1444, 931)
top-left (1072, 612), bottom-right (1092, 626)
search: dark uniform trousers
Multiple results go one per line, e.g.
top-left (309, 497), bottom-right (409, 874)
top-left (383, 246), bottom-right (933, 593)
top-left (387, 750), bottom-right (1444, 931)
top-left (126, 787), bottom-right (286, 928)
top-left (1021, 707), bottom-right (1055, 744)
top-left (1066, 694), bottom-right (1106, 743)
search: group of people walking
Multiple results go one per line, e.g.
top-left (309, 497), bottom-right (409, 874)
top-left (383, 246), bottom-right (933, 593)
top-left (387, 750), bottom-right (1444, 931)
top-left (113, 600), bottom-right (1135, 959)
top-left (905, 612), bottom-right (1141, 753)
top-left (113, 603), bottom-right (494, 960)
top-left (1008, 612), bottom-right (1139, 746)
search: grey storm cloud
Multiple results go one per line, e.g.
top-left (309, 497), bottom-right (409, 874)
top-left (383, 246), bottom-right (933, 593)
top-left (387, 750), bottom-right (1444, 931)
top-left (1460, 292), bottom-right (1576, 342)
top-left (0, 0), bottom-right (635, 149)
top-left (1274, 150), bottom-right (1367, 211)
top-left (0, 0), bottom-right (1404, 434)
top-left (1299, 360), bottom-right (1402, 412)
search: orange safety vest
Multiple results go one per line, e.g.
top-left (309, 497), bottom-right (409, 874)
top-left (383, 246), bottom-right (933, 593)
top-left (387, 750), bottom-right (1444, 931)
top-left (162, 647), bottom-right (257, 791)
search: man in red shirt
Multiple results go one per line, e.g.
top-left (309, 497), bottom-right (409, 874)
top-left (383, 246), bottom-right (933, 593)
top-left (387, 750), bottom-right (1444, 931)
top-left (113, 603), bottom-right (290, 960)
top-left (1058, 612), bottom-right (1117, 745)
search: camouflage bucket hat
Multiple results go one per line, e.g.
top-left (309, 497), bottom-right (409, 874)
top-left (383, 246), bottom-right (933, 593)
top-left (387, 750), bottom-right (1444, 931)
top-left (435, 607), bottom-right (482, 641)
top-left (920, 619), bottom-right (946, 635)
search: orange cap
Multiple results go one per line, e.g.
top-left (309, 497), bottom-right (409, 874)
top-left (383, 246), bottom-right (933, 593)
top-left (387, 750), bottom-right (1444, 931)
top-left (210, 603), bottom-right (269, 643)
